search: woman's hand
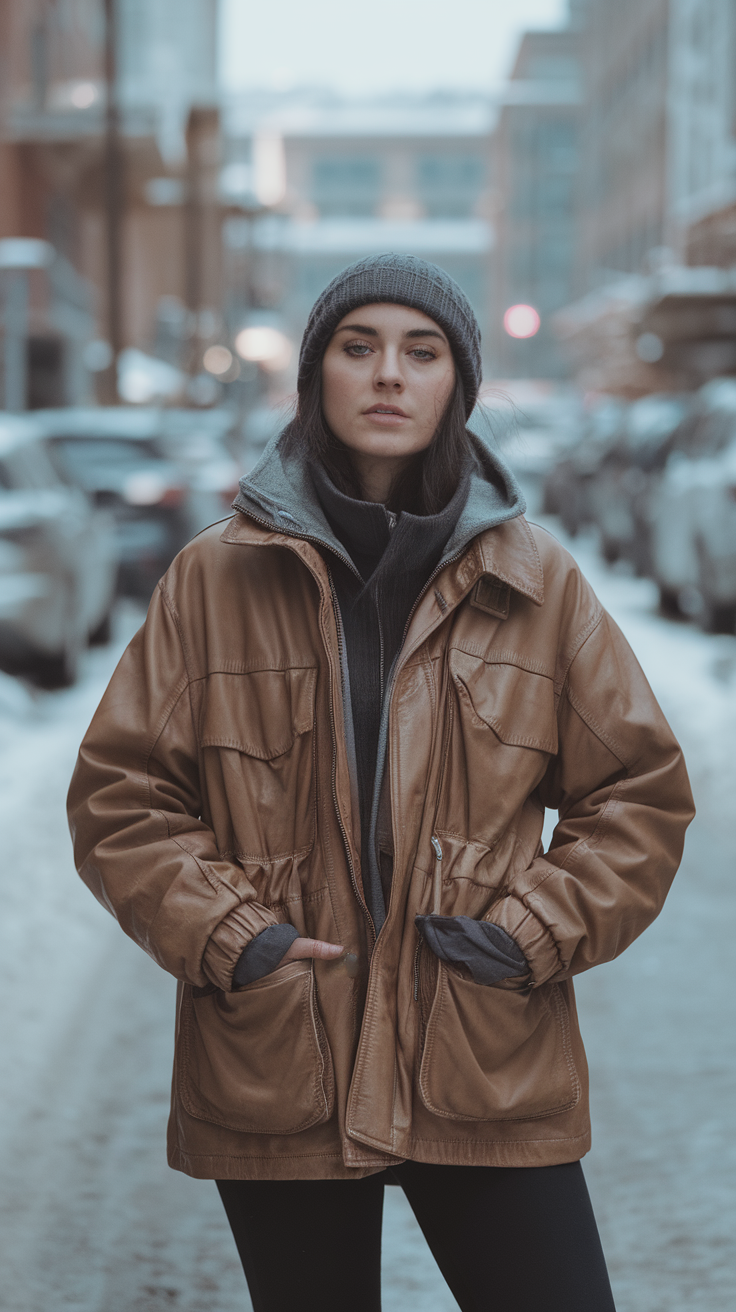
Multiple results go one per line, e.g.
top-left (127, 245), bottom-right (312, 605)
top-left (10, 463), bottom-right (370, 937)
top-left (281, 937), bottom-right (345, 962)
top-left (280, 937), bottom-right (359, 977)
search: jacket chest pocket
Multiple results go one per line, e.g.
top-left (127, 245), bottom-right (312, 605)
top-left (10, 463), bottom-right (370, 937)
top-left (436, 650), bottom-right (557, 854)
top-left (200, 667), bottom-right (317, 861)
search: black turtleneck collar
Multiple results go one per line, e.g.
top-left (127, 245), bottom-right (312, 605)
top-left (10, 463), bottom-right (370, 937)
top-left (309, 459), bottom-right (471, 592)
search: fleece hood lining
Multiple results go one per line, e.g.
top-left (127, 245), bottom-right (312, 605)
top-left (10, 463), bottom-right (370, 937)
top-left (232, 428), bottom-right (527, 585)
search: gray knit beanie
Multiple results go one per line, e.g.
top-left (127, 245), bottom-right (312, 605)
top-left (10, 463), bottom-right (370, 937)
top-left (298, 253), bottom-right (482, 417)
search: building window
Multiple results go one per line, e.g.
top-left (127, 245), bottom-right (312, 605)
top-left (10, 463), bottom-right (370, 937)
top-left (311, 157), bottom-right (381, 216)
top-left (417, 155), bottom-right (485, 218)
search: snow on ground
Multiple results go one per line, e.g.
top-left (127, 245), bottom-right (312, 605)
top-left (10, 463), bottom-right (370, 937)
top-left (536, 521), bottom-right (736, 1312)
top-left (0, 525), bottom-right (734, 1312)
top-left (0, 604), bottom-right (142, 1156)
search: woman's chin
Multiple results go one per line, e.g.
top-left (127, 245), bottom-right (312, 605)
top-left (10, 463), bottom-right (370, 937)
top-left (340, 429), bottom-right (429, 461)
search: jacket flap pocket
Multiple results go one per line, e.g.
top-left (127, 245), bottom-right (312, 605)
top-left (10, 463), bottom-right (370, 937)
top-left (200, 667), bottom-right (317, 759)
top-left (450, 649), bottom-right (557, 754)
top-left (180, 960), bottom-right (335, 1135)
top-left (419, 967), bottom-right (579, 1122)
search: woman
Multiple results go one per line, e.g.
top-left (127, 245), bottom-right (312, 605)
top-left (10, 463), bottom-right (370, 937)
top-left (69, 254), bottom-right (694, 1312)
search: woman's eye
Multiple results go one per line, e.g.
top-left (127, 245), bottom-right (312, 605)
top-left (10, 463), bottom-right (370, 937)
top-left (410, 348), bottom-right (436, 360)
top-left (344, 342), bottom-right (373, 357)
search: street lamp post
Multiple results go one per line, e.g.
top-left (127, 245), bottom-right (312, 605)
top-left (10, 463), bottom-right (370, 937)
top-left (101, 0), bottom-right (124, 404)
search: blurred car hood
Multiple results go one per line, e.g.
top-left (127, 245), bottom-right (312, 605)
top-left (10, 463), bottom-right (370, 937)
top-left (0, 490), bottom-right (74, 531)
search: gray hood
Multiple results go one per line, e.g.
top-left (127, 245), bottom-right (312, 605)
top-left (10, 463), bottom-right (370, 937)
top-left (233, 428), bottom-right (526, 571)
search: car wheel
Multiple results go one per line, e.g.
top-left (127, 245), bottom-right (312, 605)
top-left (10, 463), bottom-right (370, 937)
top-left (699, 598), bottom-right (736, 635)
top-left (34, 632), bottom-right (81, 689)
top-left (89, 607), bottom-right (113, 646)
top-left (658, 585), bottom-right (682, 619)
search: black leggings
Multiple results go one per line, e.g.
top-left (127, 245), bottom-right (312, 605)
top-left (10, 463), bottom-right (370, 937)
top-left (217, 1159), bottom-right (616, 1312)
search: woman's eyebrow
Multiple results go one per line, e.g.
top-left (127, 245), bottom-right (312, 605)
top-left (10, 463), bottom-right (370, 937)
top-left (333, 324), bottom-right (447, 341)
top-left (405, 328), bottom-right (446, 341)
top-left (334, 323), bottom-right (379, 336)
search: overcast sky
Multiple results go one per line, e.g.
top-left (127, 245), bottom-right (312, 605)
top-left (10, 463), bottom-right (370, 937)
top-left (219, 0), bottom-right (569, 97)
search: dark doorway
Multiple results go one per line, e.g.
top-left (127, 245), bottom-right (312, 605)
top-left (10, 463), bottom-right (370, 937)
top-left (27, 335), bottom-right (65, 408)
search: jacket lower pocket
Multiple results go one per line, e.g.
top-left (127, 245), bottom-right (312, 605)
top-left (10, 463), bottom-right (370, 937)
top-left (418, 964), bottom-right (579, 1122)
top-left (179, 959), bottom-right (334, 1134)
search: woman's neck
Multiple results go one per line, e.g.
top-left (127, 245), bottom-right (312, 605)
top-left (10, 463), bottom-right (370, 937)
top-left (347, 450), bottom-right (413, 505)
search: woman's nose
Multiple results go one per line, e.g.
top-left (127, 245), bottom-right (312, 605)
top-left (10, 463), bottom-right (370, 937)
top-left (373, 349), bottom-right (404, 390)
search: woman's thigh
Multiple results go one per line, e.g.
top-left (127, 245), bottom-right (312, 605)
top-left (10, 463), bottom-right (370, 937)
top-left (216, 1175), bottom-right (385, 1312)
top-left (391, 1159), bottom-right (616, 1312)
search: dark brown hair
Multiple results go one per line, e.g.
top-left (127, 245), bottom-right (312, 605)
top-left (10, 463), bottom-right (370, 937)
top-left (280, 365), bottom-right (474, 516)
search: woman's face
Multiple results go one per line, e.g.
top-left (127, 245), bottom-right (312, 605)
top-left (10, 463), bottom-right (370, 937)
top-left (321, 303), bottom-right (456, 465)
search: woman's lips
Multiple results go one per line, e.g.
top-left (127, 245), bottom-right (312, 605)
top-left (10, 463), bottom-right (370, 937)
top-left (363, 405), bottom-right (409, 424)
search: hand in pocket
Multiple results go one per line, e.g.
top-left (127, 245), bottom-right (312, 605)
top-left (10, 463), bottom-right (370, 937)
top-left (281, 937), bottom-right (358, 977)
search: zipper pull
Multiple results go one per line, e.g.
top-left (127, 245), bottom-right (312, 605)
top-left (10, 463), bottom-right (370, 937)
top-left (430, 835), bottom-right (443, 916)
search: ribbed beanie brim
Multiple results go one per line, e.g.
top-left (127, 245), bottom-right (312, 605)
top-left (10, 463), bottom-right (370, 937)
top-left (297, 253), bottom-right (482, 417)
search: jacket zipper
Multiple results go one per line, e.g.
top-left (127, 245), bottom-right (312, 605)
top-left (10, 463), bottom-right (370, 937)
top-left (328, 571), bottom-right (376, 946)
top-left (414, 834), bottom-right (443, 1000)
top-left (380, 549), bottom-right (457, 1008)
top-left (430, 834), bottom-right (443, 913)
top-left (234, 504), bottom-right (361, 579)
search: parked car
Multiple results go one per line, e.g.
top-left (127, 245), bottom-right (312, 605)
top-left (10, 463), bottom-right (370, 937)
top-left (649, 379), bottom-right (736, 631)
top-left (0, 414), bottom-right (118, 687)
top-left (37, 408), bottom-right (191, 598)
top-left (157, 408), bottom-right (241, 533)
top-left (542, 397), bottom-right (627, 536)
top-left (480, 387), bottom-right (582, 517)
top-left (585, 394), bottom-right (689, 572)
top-left (241, 402), bottom-right (289, 469)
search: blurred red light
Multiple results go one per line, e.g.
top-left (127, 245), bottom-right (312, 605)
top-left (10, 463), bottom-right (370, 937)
top-left (503, 304), bottom-right (541, 339)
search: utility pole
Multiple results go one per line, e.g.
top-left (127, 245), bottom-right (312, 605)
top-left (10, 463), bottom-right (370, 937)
top-left (100, 0), bottom-right (124, 403)
top-left (185, 106), bottom-right (222, 381)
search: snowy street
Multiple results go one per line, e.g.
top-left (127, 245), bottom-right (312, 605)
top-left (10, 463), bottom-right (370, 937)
top-left (0, 524), bottom-right (734, 1312)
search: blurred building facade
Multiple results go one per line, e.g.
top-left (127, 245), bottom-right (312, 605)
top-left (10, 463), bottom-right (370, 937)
top-left (669, 0), bottom-right (736, 268)
top-left (574, 0), bottom-right (670, 293)
top-left (0, 0), bottom-right (221, 407)
top-left (572, 0), bottom-right (736, 286)
top-left (541, 0), bottom-right (736, 394)
top-left (490, 26), bottom-right (582, 378)
top-left (3, 0), bottom-right (736, 404)
top-left (221, 92), bottom-right (495, 375)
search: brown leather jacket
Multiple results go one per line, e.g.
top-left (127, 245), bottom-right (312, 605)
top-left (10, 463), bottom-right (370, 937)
top-left (68, 498), bottom-right (694, 1180)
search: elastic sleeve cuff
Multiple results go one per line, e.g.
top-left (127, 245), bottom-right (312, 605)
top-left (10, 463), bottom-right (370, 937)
top-left (232, 923), bottom-right (300, 989)
top-left (486, 895), bottom-right (562, 986)
top-left (202, 902), bottom-right (280, 991)
top-left (415, 914), bottom-right (528, 987)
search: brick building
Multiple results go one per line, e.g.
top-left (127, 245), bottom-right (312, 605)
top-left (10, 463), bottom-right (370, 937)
top-left (0, 0), bottom-right (220, 405)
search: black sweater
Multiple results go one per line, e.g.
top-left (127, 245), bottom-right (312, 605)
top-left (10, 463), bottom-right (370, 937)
top-left (311, 459), bottom-right (471, 922)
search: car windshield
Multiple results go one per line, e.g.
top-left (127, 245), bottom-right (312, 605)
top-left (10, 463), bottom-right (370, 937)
top-left (50, 437), bottom-right (161, 478)
top-left (673, 409), bottom-right (736, 456)
top-left (628, 399), bottom-right (685, 445)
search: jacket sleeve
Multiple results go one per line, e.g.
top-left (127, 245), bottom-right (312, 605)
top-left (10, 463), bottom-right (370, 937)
top-left (67, 583), bottom-right (281, 990)
top-left (489, 607), bottom-right (695, 986)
